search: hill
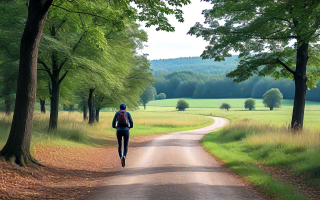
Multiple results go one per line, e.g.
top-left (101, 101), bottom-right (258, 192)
top-left (150, 56), bottom-right (238, 74)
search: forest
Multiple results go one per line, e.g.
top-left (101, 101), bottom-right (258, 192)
top-left (151, 57), bottom-right (320, 101)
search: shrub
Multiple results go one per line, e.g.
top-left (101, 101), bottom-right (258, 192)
top-left (158, 93), bottom-right (166, 100)
top-left (244, 98), bottom-right (255, 110)
top-left (219, 103), bottom-right (231, 111)
top-left (263, 88), bottom-right (283, 110)
top-left (176, 99), bottom-right (189, 111)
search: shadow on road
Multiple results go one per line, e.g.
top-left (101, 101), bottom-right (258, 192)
top-left (137, 138), bottom-right (200, 147)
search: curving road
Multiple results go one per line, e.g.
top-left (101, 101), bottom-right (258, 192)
top-left (91, 117), bottom-right (264, 200)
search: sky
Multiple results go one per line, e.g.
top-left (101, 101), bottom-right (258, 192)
top-left (140, 1), bottom-right (212, 61)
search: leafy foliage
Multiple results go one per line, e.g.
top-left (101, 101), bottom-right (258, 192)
top-left (158, 93), bottom-right (166, 100)
top-left (176, 99), bottom-right (189, 111)
top-left (245, 99), bottom-right (255, 110)
top-left (263, 88), bottom-right (283, 110)
top-left (219, 103), bottom-right (231, 111)
top-left (140, 86), bottom-right (157, 109)
top-left (189, 0), bottom-right (320, 129)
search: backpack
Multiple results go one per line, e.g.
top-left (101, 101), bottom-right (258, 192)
top-left (117, 110), bottom-right (128, 127)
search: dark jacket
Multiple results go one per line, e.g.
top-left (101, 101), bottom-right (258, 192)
top-left (112, 110), bottom-right (133, 130)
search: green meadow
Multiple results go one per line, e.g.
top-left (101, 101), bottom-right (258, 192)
top-left (147, 98), bottom-right (320, 108)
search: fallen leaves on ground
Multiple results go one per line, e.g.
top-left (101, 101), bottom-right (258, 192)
top-left (0, 134), bottom-right (161, 199)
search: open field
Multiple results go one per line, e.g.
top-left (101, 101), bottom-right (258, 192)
top-left (144, 106), bottom-right (320, 129)
top-left (0, 110), bottom-right (213, 148)
top-left (147, 98), bottom-right (320, 108)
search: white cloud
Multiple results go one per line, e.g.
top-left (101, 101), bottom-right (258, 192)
top-left (139, 1), bottom-right (212, 60)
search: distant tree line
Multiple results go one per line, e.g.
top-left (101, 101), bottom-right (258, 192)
top-left (153, 71), bottom-right (320, 101)
top-left (151, 56), bottom-right (238, 75)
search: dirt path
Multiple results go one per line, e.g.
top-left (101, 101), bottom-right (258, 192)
top-left (90, 117), bottom-right (265, 200)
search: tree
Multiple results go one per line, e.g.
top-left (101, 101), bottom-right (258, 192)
top-left (219, 103), bottom-right (230, 111)
top-left (141, 86), bottom-right (156, 110)
top-left (189, 1), bottom-right (320, 130)
top-left (1, 0), bottom-right (191, 166)
top-left (244, 99), bottom-right (255, 111)
top-left (263, 88), bottom-right (283, 110)
top-left (158, 93), bottom-right (166, 100)
top-left (0, 0), bottom-right (53, 166)
top-left (176, 99), bottom-right (189, 111)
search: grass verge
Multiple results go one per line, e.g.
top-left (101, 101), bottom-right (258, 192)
top-left (202, 119), bottom-right (320, 199)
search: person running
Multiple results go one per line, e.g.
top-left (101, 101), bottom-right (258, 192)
top-left (112, 104), bottom-right (133, 167)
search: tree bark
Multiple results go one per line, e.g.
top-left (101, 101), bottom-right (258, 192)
top-left (40, 99), bottom-right (46, 113)
top-left (0, 0), bottom-right (52, 166)
top-left (270, 106), bottom-right (273, 111)
top-left (95, 108), bottom-right (100, 122)
top-left (88, 89), bottom-right (96, 124)
top-left (49, 50), bottom-right (60, 131)
top-left (48, 24), bottom-right (59, 130)
top-left (144, 104), bottom-right (146, 110)
top-left (291, 42), bottom-right (308, 130)
top-left (83, 105), bottom-right (88, 120)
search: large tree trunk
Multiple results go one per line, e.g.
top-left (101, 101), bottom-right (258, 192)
top-left (95, 108), bottom-right (100, 122)
top-left (40, 99), bottom-right (46, 113)
top-left (88, 89), bottom-right (96, 124)
top-left (291, 42), bottom-right (308, 130)
top-left (0, 0), bottom-right (52, 166)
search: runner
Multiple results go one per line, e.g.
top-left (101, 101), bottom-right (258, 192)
top-left (112, 104), bottom-right (133, 167)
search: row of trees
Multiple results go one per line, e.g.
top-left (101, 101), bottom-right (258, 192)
top-left (151, 56), bottom-right (238, 74)
top-left (1, 1), bottom-right (153, 128)
top-left (153, 71), bottom-right (320, 100)
top-left (0, 0), bottom-right (191, 166)
top-left (220, 88), bottom-right (283, 111)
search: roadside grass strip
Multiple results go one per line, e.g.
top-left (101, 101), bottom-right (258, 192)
top-left (201, 120), bottom-right (320, 199)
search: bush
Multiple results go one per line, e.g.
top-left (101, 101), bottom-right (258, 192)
top-left (219, 103), bottom-right (231, 111)
top-left (176, 99), bottom-right (189, 111)
top-left (158, 93), bottom-right (166, 100)
top-left (244, 98), bottom-right (255, 110)
top-left (263, 88), bottom-right (283, 110)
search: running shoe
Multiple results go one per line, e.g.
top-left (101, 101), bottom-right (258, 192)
top-left (121, 156), bottom-right (125, 167)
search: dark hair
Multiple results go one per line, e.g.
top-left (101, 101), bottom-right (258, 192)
top-left (120, 104), bottom-right (126, 110)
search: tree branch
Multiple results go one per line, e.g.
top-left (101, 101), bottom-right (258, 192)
top-left (259, 36), bottom-right (298, 40)
top-left (38, 60), bottom-right (53, 78)
top-left (52, 4), bottom-right (110, 22)
top-left (58, 71), bottom-right (69, 84)
top-left (55, 18), bottom-right (67, 33)
top-left (276, 58), bottom-right (295, 75)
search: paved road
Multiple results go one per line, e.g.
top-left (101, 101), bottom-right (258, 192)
top-left (92, 117), bottom-right (264, 200)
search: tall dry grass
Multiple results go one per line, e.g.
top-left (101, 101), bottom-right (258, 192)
top-left (226, 119), bottom-right (320, 149)
top-left (0, 111), bottom-right (213, 147)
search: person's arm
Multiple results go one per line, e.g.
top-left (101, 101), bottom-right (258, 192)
top-left (127, 112), bottom-right (133, 128)
top-left (112, 112), bottom-right (118, 128)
